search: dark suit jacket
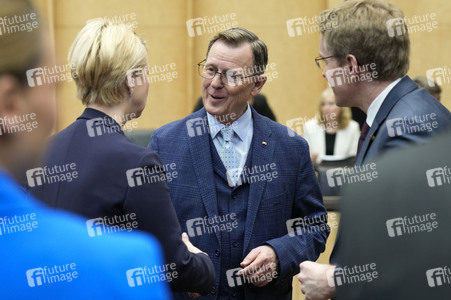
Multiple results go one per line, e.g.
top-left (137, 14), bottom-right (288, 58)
top-left (330, 76), bottom-right (451, 264)
top-left (355, 76), bottom-right (451, 165)
top-left (150, 107), bottom-right (329, 299)
top-left (30, 108), bottom-right (215, 294)
top-left (337, 130), bottom-right (451, 299)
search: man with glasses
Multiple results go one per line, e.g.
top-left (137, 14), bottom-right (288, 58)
top-left (149, 27), bottom-right (329, 299)
top-left (298, 1), bottom-right (450, 299)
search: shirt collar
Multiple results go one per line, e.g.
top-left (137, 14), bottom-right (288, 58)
top-left (206, 103), bottom-right (252, 141)
top-left (366, 77), bottom-right (402, 127)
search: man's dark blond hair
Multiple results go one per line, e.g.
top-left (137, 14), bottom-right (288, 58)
top-left (319, 0), bottom-right (410, 80)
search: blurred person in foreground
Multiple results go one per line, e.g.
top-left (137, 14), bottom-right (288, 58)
top-left (30, 19), bottom-right (215, 294)
top-left (298, 0), bottom-right (451, 299)
top-left (149, 27), bottom-right (329, 299)
top-left (337, 130), bottom-right (451, 299)
top-left (413, 76), bottom-right (442, 102)
top-left (0, 0), bottom-right (170, 298)
top-left (302, 87), bottom-right (360, 163)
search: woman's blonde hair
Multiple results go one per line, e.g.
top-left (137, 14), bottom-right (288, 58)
top-left (316, 88), bottom-right (352, 130)
top-left (68, 19), bottom-right (147, 105)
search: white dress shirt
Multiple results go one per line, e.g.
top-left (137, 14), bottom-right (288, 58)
top-left (366, 77), bottom-right (402, 127)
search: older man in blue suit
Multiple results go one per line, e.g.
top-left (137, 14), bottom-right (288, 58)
top-left (298, 1), bottom-right (451, 299)
top-left (149, 27), bottom-right (329, 299)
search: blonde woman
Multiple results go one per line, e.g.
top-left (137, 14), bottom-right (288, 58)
top-left (30, 19), bottom-right (215, 294)
top-left (303, 88), bottom-right (360, 163)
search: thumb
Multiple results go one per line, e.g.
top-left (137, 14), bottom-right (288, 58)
top-left (241, 249), bottom-right (259, 267)
top-left (182, 232), bottom-right (191, 243)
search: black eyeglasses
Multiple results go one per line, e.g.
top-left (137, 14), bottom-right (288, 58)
top-left (315, 55), bottom-right (334, 70)
top-left (197, 59), bottom-right (261, 87)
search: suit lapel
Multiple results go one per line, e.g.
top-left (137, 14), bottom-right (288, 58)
top-left (188, 111), bottom-right (221, 244)
top-left (243, 109), bottom-right (275, 253)
top-left (355, 76), bottom-right (418, 165)
top-left (355, 123), bottom-right (378, 166)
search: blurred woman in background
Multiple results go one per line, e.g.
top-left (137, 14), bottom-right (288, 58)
top-left (303, 88), bottom-right (360, 163)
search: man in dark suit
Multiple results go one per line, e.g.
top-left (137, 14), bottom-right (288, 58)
top-left (298, 1), bottom-right (451, 299)
top-left (149, 27), bottom-right (329, 299)
top-left (353, 76), bottom-right (450, 166)
top-left (337, 130), bottom-right (451, 299)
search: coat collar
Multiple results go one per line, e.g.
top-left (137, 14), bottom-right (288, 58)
top-left (355, 76), bottom-right (418, 165)
top-left (77, 108), bottom-right (125, 135)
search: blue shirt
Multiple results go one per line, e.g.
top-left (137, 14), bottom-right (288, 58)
top-left (207, 103), bottom-right (254, 172)
top-left (0, 170), bottom-right (171, 299)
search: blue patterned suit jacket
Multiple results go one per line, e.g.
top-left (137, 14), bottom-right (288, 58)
top-left (150, 106), bottom-right (329, 299)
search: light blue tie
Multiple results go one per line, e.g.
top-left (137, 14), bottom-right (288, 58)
top-left (220, 127), bottom-right (240, 186)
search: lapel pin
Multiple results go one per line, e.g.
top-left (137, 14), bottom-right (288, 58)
top-left (262, 141), bottom-right (267, 146)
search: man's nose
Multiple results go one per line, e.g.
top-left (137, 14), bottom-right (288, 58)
top-left (211, 73), bottom-right (224, 88)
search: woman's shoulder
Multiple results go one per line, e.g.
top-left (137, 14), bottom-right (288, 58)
top-left (68, 125), bottom-right (161, 169)
top-left (346, 120), bottom-right (361, 131)
top-left (113, 134), bottom-right (162, 165)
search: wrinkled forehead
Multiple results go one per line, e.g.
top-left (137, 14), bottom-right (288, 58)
top-left (205, 40), bottom-right (254, 70)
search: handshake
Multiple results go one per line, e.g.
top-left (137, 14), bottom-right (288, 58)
top-left (182, 232), bottom-right (208, 256)
top-left (182, 232), bottom-right (206, 298)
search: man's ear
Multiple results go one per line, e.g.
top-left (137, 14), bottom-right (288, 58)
top-left (0, 75), bottom-right (25, 133)
top-left (345, 54), bottom-right (359, 75)
top-left (250, 74), bottom-right (267, 97)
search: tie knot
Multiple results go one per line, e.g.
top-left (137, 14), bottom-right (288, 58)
top-left (221, 127), bottom-right (234, 142)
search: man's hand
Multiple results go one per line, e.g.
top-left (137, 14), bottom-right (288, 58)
top-left (182, 233), bottom-right (208, 298)
top-left (238, 245), bottom-right (279, 287)
top-left (298, 261), bottom-right (336, 300)
top-left (182, 232), bottom-right (208, 256)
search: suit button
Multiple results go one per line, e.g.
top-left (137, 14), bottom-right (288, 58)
top-left (232, 241), bottom-right (238, 247)
top-left (215, 249), bottom-right (220, 257)
top-left (231, 194), bottom-right (237, 199)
